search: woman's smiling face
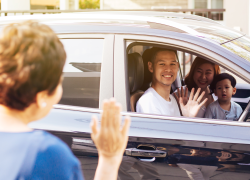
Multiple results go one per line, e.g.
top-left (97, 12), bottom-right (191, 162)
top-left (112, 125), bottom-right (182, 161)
top-left (193, 63), bottom-right (215, 90)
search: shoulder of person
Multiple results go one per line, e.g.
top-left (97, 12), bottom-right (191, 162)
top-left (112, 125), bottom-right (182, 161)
top-left (170, 94), bottom-right (178, 104)
top-left (36, 131), bottom-right (78, 163)
top-left (31, 131), bottom-right (83, 179)
top-left (137, 87), bottom-right (155, 103)
top-left (231, 101), bottom-right (243, 111)
top-left (206, 100), bottom-right (218, 109)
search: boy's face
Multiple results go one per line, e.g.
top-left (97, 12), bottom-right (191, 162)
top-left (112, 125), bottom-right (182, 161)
top-left (148, 51), bottom-right (179, 87)
top-left (214, 79), bottom-right (236, 102)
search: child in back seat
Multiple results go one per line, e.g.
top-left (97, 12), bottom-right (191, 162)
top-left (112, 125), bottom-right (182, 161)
top-left (204, 73), bottom-right (242, 121)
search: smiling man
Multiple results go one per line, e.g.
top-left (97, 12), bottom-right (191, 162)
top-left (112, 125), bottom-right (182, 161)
top-left (136, 47), bottom-right (207, 117)
top-left (136, 48), bottom-right (180, 116)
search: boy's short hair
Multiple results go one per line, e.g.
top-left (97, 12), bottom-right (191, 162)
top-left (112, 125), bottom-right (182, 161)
top-left (210, 73), bottom-right (236, 91)
top-left (0, 21), bottom-right (66, 110)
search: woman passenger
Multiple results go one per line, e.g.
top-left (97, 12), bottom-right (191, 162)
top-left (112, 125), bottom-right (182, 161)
top-left (0, 21), bottom-right (130, 180)
top-left (174, 57), bottom-right (220, 117)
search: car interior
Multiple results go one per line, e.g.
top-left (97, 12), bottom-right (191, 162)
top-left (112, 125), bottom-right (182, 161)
top-left (126, 42), bottom-right (250, 121)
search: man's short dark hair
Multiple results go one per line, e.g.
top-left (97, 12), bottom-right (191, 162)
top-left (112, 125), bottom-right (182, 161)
top-left (210, 73), bottom-right (236, 91)
top-left (149, 47), bottom-right (178, 64)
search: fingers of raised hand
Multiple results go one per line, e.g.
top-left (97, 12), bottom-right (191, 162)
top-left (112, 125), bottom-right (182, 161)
top-left (114, 103), bottom-right (122, 131)
top-left (108, 99), bottom-right (118, 129)
top-left (90, 98), bottom-right (132, 160)
top-left (91, 116), bottom-right (99, 146)
top-left (179, 97), bottom-right (184, 107)
top-left (181, 86), bottom-right (184, 97)
top-left (108, 98), bottom-right (117, 128)
top-left (177, 88), bottom-right (181, 98)
top-left (193, 88), bottom-right (201, 101)
top-left (185, 86), bottom-right (188, 97)
top-left (197, 91), bottom-right (205, 104)
top-left (189, 88), bottom-right (195, 100)
top-left (101, 99), bottom-right (109, 128)
top-left (121, 116), bottom-right (131, 138)
top-left (101, 98), bottom-right (122, 132)
top-left (199, 98), bottom-right (208, 107)
top-left (91, 115), bottom-right (98, 136)
top-left (174, 92), bottom-right (179, 101)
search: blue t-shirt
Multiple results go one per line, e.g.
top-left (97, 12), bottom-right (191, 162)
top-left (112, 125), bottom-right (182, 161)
top-left (0, 130), bottom-right (84, 180)
top-left (204, 100), bottom-right (243, 121)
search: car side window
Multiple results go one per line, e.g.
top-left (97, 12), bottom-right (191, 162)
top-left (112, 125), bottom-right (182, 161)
top-left (59, 39), bottom-right (104, 108)
top-left (126, 42), bottom-right (250, 120)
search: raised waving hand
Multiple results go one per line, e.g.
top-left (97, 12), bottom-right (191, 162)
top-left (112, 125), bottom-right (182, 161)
top-left (179, 88), bottom-right (207, 117)
top-left (174, 86), bottom-right (189, 106)
top-left (91, 98), bottom-right (131, 180)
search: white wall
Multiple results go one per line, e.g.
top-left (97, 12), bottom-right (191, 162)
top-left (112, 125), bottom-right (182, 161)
top-left (60, 0), bottom-right (69, 10)
top-left (1, 0), bottom-right (30, 10)
top-left (60, 0), bottom-right (79, 10)
top-left (224, 0), bottom-right (250, 35)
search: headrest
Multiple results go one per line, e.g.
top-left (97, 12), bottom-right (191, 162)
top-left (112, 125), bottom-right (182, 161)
top-left (128, 53), bottom-right (144, 93)
top-left (141, 48), bottom-right (153, 91)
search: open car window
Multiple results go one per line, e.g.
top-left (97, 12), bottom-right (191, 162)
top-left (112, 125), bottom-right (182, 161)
top-left (178, 50), bottom-right (250, 111)
top-left (126, 41), bottom-right (250, 122)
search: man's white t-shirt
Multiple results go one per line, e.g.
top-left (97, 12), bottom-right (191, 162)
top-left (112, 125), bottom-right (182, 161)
top-left (136, 87), bottom-right (181, 116)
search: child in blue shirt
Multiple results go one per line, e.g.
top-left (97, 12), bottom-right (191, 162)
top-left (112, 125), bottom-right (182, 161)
top-left (205, 73), bottom-right (242, 121)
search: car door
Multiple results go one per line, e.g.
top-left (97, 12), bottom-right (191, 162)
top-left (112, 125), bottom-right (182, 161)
top-left (29, 33), bottom-right (114, 179)
top-left (113, 34), bottom-right (250, 180)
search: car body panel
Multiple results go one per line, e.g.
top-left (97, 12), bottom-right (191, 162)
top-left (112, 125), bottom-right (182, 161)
top-left (30, 105), bottom-right (250, 180)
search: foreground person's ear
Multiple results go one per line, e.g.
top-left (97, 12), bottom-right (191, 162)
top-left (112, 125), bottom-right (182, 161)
top-left (36, 91), bottom-right (49, 109)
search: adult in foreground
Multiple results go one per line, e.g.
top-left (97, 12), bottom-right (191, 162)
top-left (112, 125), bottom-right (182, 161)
top-left (174, 57), bottom-right (221, 117)
top-left (136, 47), bottom-right (207, 117)
top-left (0, 21), bottom-right (130, 180)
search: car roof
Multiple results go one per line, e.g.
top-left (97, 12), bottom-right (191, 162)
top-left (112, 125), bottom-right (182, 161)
top-left (0, 11), bottom-right (250, 75)
top-left (0, 11), bottom-right (244, 43)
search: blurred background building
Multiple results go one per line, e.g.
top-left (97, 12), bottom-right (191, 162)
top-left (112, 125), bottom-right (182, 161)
top-left (0, 0), bottom-right (249, 35)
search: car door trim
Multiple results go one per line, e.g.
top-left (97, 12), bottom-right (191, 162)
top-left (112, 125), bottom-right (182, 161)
top-left (53, 104), bottom-right (250, 128)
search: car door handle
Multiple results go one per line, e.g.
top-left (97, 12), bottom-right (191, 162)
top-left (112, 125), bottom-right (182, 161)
top-left (125, 148), bottom-right (167, 158)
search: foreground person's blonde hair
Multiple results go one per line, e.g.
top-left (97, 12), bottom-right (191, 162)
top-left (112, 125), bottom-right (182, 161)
top-left (0, 21), bottom-right (66, 110)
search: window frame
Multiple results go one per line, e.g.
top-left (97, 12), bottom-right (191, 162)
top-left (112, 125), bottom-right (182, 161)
top-left (114, 34), bottom-right (250, 125)
top-left (57, 33), bottom-right (114, 109)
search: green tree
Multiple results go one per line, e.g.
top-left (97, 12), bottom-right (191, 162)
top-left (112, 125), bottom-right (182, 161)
top-left (79, 0), bottom-right (100, 9)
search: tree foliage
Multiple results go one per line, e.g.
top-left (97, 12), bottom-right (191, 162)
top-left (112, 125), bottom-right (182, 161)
top-left (79, 0), bottom-right (100, 9)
